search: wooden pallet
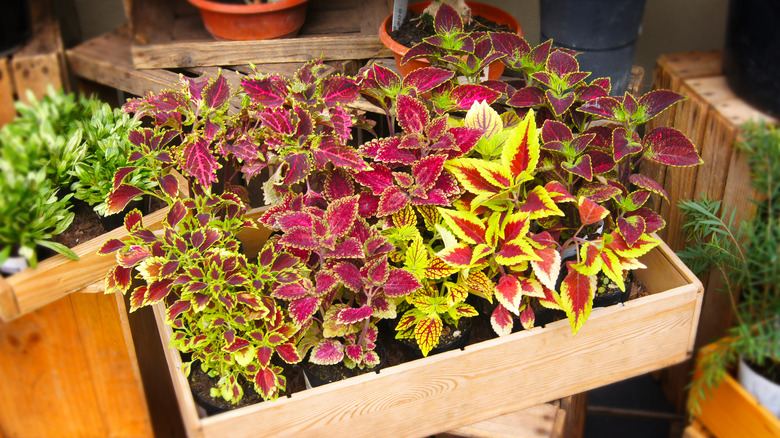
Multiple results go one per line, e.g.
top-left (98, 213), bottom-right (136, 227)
top-left (124, 0), bottom-right (393, 69)
top-left (644, 51), bottom-right (779, 413)
top-left (0, 0), bottom-right (67, 128)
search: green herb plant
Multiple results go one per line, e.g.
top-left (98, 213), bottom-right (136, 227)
top-left (680, 120), bottom-right (780, 415)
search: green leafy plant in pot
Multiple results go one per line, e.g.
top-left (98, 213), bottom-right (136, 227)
top-left (680, 120), bottom-right (780, 418)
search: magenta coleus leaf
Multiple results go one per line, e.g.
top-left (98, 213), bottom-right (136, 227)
top-left (450, 85), bottom-right (500, 110)
top-left (182, 139), bottom-right (218, 188)
top-left (412, 154), bottom-right (446, 192)
top-left (384, 268), bottom-right (421, 297)
top-left (117, 245), bottom-right (150, 268)
top-left (282, 152), bottom-right (312, 185)
top-left (507, 87), bottom-right (545, 108)
top-left (637, 90), bottom-right (685, 122)
top-left (578, 183), bottom-right (622, 203)
top-left (313, 144), bottom-right (369, 172)
top-left (377, 186), bottom-right (409, 217)
top-left (321, 75), bottom-right (359, 105)
top-left (112, 166), bottom-right (137, 190)
top-left (490, 304), bottom-right (513, 337)
top-left (288, 296), bottom-right (321, 325)
top-left (326, 195), bottom-right (359, 238)
top-left (627, 208), bottom-right (665, 234)
top-left (203, 74), bottom-right (230, 109)
top-left (490, 32), bottom-right (530, 65)
top-left (578, 96), bottom-right (622, 120)
top-left (272, 282), bottom-right (309, 300)
top-left (242, 75), bottom-right (287, 107)
top-left (643, 127), bottom-right (702, 167)
top-left (587, 150), bottom-right (616, 174)
top-left (433, 2), bottom-right (463, 34)
top-left (548, 50), bottom-right (579, 77)
top-left (310, 339), bottom-right (344, 365)
top-left (612, 128), bottom-right (642, 162)
top-left (326, 237), bottom-right (364, 259)
top-left (561, 154), bottom-right (593, 181)
top-left (107, 184), bottom-right (144, 215)
top-left (628, 174), bottom-right (668, 200)
top-left (397, 94), bottom-right (430, 134)
top-left (617, 215), bottom-right (646, 247)
top-left (403, 67), bottom-right (454, 93)
top-left (546, 90), bottom-right (576, 117)
top-left (448, 126), bottom-right (483, 157)
top-left (336, 305), bottom-right (372, 324)
top-left (354, 163), bottom-right (394, 194)
top-left (98, 238), bottom-right (126, 255)
top-left (279, 226), bottom-right (319, 250)
top-left (332, 262), bottom-right (363, 291)
top-left (324, 168), bottom-right (355, 201)
top-left (541, 120), bottom-right (573, 144)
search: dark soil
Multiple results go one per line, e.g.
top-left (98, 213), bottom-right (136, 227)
top-left (301, 343), bottom-right (387, 388)
top-left (389, 11), bottom-right (512, 48)
top-left (396, 316), bottom-right (472, 358)
top-left (189, 364), bottom-right (264, 414)
top-left (51, 200), bottom-right (108, 249)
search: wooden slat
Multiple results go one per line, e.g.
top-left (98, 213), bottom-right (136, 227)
top-left (437, 403), bottom-right (563, 438)
top-left (131, 35), bottom-right (392, 69)
top-left (0, 59), bottom-right (16, 127)
top-left (0, 297), bottom-right (105, 436)
top-left (69, 292), bottom-right (154, 437)
top-left (11, 14), bottom-right (66, 101)
top-left (0, 206), bottom-right (169, 322)
top-left (66, 33), bottom-right (181, 98)
top-left (150, 238), bottom-right (701, 438)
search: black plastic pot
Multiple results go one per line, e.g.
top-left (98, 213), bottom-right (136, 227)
top-left (722, 0), bottom-right (780, 117)
top-left (0, 0), bottom-right (32, 57)
top-left (188, 363), bottom-right (263, 416)
top-left (540, 0), bottom-right (647, 96)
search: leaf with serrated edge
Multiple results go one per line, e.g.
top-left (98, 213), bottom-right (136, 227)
top-left (437, 208), bottom-right (486, 245)
top-left (600, 249), bottom-right (625, 291)
top-left (560, 263), bottom-right (595, 335)
top-left (519, 186), bottom-right (564, 220)
top-left (490, 305), bottom-right (513, 336)
top-left (572, 242), bottom-right (602, 276)
top-left (465, 100), bottom-right (502, 139)
top-left (531, 246), bottom-right (561, 291)
top-left (310, 339), bottom-right (344, 365)
top-left (502, 110), bottom-right (540, 178)
top-left (578, 196), bottom-right (609, 226)
top-left (495, 275), bottom-right (523, 315)
top-left (415, 316), bottom-right (443, 357)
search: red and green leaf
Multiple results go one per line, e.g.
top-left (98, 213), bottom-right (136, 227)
top-left (415, 316), bottom-right (443, 357)
top-left (560, 263), bottom-right (596, 335)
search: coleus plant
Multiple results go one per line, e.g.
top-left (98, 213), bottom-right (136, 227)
top-left (259, 183), bottom-right (423, 368)
top-left (424, 30), bottom-right (702, 335)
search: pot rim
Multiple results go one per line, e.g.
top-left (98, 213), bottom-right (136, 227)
top-left (187, 0), bottom-right (308, 15)
top-left (378, 1), bottom-right (522, 57)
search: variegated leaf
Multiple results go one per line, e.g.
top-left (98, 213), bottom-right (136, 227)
top-left (415, 316), bottom-right (443, 357)
top-left (560, 263), bottom-right (596, 335)
top-left (490, 304), bottom-right (513, 336)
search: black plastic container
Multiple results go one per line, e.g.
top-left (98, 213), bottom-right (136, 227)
top-left (0, 0), bottom-right (32, 57)
top-left (540, 0), bottom-right (647, 96)
top-left (722, 0), bottom-right (780, 117)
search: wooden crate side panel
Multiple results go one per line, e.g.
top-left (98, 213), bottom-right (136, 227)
top-left (153, 244), bottom-right (700, 438)
top-left (11, 15), bottom-right (66, 102)
top-left (695, 374), bottom-right (780, 438)
top-left (66, 33), bottom-right (182, 98)
top-left (69, 292), bottom-right (154, 437)
top-left (131, 35), bottom-right (393, 69)
top-left (658, 83), bottom-right (709, 249)
top-left (692, 110), bottom-right (738, 202)
top-left (0, 59), bottom-right (16, 128)
top-left (0, 297), bottom-right (106, 437)
top-left (437, 403), bottom-right (562, 438)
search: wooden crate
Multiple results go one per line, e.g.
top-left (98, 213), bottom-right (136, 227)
top-left (0, 0), bottom-right (67, 128)
top-left (124, 0), bottom-right (393, 69)
top-left (148, 227), bottom-right (702, 438)
top-left (0, 291), bottom-right (154, 437)
top-left (644, 51), bottom-right (779, 412)
top-left (689, 343), bottom-right (780, 438)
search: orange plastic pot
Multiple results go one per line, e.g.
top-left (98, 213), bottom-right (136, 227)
top-left (188, 0), bottom-right (309, 41)
top-left (378, 1), bottom-right (521, 79)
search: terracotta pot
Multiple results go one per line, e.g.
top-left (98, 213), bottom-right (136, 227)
top-left (378, 1), bottom-right (521, 79)
top-left (187, 0), bottom-right (309, 41)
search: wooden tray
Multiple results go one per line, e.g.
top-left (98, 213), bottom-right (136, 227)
top-left (124, 0), bottom-right (394, 69)
top-left (152, 231), bottom-right (703, 438)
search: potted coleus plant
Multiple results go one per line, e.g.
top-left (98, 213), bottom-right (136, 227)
top-left (187, 0), bottom-right (309, 41)
top-left (681, 120), bottom-right (780, 422)
top-left (378, 0), bottom-right (520, 79)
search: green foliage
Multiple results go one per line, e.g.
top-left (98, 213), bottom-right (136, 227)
top-left (679, 120), bottom-right (780, 415)
top-left (68, 102), bottom-right (155, 216)
top-left (0, 163), bottom-right (77, 268)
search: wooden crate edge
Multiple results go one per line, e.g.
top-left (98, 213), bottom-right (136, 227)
top-left (0, 207), bottom-right (169, 322)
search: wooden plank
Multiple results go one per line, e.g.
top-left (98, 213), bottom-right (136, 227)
top-left (0, 206), bottom-right (169, 322)
top-left (69, 292), bottom-right (154, 437)
top-left (693, 350), bottom-right (780, 438)
top-left (683, 420), bottom-right (714, 438)
top-left (66, 33), bottom-right (181, 98)
top-left (437, 403), bottom-right (562, 438)
top-left (0, 297), bottom-right (105, 436)
top-left (11, 15), bottom-right (66, 101)
top-left (131, 35), bottom-right (393, 69)
top-left (0, 59), bottom-right (16, 128)
top-left (150, 239), bottom-right (701, 438)
top-left (657, 82), bottom-right (709, 249)
top-left (559, 393), bottom-right (587, 438)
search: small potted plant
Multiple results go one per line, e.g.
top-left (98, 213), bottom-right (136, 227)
top-left (378, 0), bottom-right (520, 79)
top-left (187, 0), bottom-right (309, 41)
top-left (681, 120), bottom-right (780, 426)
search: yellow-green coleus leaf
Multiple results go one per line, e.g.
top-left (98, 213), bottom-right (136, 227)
top-left (437, 207), bottom-right (486, 245)
top-left (415, 315), bottom-right (443, 357)
top-left (502, 109), bottom-right (540, 181)
top-left (404, 234), bottom-right (429, 279)
top-left (445, 157), bottom-right (510, 197)
top-left (518, 185), bottom-right (565, 220)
